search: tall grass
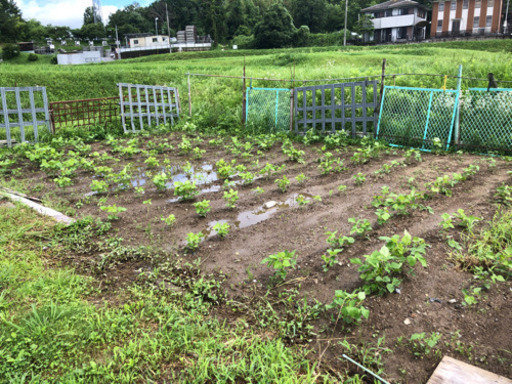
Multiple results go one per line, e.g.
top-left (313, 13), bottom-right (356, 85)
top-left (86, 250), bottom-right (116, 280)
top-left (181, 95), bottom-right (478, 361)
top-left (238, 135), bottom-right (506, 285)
top-left (1, 40), bottom-right (511, 130)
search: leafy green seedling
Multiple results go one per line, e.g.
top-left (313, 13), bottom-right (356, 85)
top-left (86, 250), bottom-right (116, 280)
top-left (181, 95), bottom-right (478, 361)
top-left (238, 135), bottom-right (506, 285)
top-left (261, 250), bottom-right (297, 280)
top-left (223, 189), bottom-right (239, 209)
top-left (186, 231), bottom-right (204, 250)
top-left (161, 214), bottom-right (176, 227)
top-left (213, 222), bottom-right (230, 238)
top-left (275, 175), bottom-right (290, 193)
top-left (193, 200), bottom-right (211, 217)
top-left (100, 204), bottom-right (127, 221)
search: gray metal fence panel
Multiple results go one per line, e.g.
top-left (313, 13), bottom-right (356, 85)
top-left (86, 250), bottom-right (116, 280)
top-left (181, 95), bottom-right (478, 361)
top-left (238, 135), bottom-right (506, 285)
top-left (294, 80), bottom-right (378, 137)
top-left (118, 83), bottom-right (180, 133)
top-left (0, 86), bottom-right (50, 147)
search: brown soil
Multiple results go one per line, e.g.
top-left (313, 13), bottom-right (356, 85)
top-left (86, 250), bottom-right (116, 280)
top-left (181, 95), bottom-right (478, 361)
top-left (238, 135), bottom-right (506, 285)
top-left (10, 133), bottom-right (512, 383)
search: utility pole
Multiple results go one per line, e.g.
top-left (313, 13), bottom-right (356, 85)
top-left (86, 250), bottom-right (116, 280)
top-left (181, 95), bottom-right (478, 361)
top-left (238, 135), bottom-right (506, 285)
top-left (344, 0), bottom-right (348, 46)
top-left (115, 24), bottom-right (119, 49)
top-left (155, 17), bottom-right (159, 36)
top-left (166, 3), bottom-right (171, 37)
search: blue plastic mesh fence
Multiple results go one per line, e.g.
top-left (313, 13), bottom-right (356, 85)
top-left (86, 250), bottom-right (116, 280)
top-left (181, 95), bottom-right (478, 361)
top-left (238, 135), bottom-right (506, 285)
top-left (458, 88), bottom-right (512, 154)
top-left (376, 86), bottom-right (458, 151)
top-left (246, 87), bottom-right (291, 132)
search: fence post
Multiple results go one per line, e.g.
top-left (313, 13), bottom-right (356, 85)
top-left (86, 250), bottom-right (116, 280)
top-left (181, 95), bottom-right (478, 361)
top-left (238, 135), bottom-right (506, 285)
top-left (242, 60), bottom-right (246, 125)
top-left (375, 58), bottom-right (386, 137)
top-left (289, 88), bottom-right (294, 132)
top-left (454, 64), bottom-right (463, 147)
top-left (187, 73), bottom-right (192, 117)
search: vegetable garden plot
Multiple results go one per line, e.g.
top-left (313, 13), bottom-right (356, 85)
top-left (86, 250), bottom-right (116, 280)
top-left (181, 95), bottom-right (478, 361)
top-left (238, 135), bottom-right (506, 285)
top-left (2, 131), bottom-right (512, 383)
top-left (245, 87), bottom-right (291, 132)
top-left (118, 83), bottom-right (180, 133)
top-left (294, 81), bottom-right (378, 137)
top-left (0, 86), bottom-right (50, 147)
top-left (458, 88), bottom-right (512, 154)
top-left (376, 86), bottom-right (459, 151)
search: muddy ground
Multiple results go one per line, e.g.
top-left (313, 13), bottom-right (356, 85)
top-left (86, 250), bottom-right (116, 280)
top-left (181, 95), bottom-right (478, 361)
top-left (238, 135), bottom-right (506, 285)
top-left (8, 132), bottom-right (512, 383)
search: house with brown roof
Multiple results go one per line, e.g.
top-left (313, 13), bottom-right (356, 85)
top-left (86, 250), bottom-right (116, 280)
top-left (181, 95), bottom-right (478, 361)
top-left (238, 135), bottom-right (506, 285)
top-left (361, 0), bottom-right (429, 43)
top-left (431, 0), bottom-right (505, 37)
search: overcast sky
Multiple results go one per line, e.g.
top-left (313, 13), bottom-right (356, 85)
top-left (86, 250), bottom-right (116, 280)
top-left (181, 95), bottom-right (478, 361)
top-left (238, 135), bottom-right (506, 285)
top-left (14, 0), bottom-right (152, 29)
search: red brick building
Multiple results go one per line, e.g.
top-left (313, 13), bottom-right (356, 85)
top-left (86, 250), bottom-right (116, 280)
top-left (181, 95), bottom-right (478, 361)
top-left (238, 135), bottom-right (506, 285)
top-left (431, 0), bottom-right (504, 37)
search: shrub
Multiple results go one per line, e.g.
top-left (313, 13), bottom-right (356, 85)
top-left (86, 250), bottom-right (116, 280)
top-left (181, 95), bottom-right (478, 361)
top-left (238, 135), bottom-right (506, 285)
top-left (28, 53), bottom-right (38, 62)
top-left (2, 44), bottom-right (20, 60)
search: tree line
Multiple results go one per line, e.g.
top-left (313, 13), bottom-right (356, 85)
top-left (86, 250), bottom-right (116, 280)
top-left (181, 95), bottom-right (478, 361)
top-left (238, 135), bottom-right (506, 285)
top-left (0, 0), bottom-right (431, 48)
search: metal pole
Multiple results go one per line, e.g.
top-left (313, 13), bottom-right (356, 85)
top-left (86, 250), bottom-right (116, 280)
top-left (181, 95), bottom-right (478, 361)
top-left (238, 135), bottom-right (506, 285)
top-left (187, 73), bottom-right (192, 117)
top-left (454, 64), bottom-right (463, 146)
top-left (155, 17), bottom-right (158, 36)
top-left (344, 0), bottom-right (348, 46)
top-left (504, 0), bottom-right (510, 33)
top-left (342, 354), bottom-right (391, 384)
top-left (374, 58), bottom-right (386, 134)
top-left (242, 59), bottom-right (247, 125)
top-left (289, 88), bottom-right (294, 132)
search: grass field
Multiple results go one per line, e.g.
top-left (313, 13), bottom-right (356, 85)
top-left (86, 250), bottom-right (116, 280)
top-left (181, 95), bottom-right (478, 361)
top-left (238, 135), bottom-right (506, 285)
top-left (0, 40), bottom-right (512, 383)
top-left (1, 40), bottom-right (512, 129)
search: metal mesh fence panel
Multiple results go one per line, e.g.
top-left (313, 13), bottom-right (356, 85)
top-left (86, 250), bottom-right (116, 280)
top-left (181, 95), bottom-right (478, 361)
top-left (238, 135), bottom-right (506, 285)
top-left (246, 87), bottom-right (291, 132)
top-left (376, 86), bottom-right (458, 151)
top-left (459, 88), bottom-right (512, 154)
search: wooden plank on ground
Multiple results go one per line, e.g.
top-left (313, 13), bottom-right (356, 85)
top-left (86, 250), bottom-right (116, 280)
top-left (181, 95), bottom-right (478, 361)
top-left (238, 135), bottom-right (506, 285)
top-left (427, 356), bottom-right (512, 384)
top-left (1, 192), bottom-right (75, 225)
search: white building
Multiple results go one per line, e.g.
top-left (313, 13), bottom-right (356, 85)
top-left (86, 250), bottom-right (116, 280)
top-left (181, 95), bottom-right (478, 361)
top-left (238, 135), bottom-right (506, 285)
top-left (128, 34), bottom-right (169, 48)
top-left (361, 0), bottom-right (428, 43)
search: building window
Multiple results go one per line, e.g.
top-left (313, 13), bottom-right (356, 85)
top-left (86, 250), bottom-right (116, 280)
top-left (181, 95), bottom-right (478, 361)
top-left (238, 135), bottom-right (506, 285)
top-left (417, 9), bottom-right (425, 17)
top-left (399, 8), bottom-right (409, 15)
top-left (486, 15), bottom-right (492, 26)
top-left (439, 2), bottom-right (444, 11)
top-left (398, 26), bottom-right (408, 38)
top-left (450, 1), bottom-right (456, 10)
top-left (152, 37), bottom-right (158, 42)
top-left (473, 16), bottom-right (480, 26)
top-left (463, 0), bottom-right (468, 8)
top-left (475, 0), bottom-right (481, 7)
top-left (385, 9), bottom-right (393, 16)
top-left (133, 39), bottom-right (139, 45)
top-left (437, 20), bottom-right (443, 31)
top-left (487, 0), bottom-right (494, 6)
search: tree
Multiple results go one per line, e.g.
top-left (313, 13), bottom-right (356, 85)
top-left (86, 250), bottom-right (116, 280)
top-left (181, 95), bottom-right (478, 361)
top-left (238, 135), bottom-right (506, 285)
top-left (225, 0), bottom-right (246, 39)
top-left (83, 6), bottom-right (102, 25)
top-left (254, 2), bottom-right (296, 48)
top-left (0, 0), bottom-right (23, 42)
top-left (20, 19), bottom-right (48, 42)
top-left (292, 0), bottom-right (326, 33)
top-left (199, 0), bottom-right (226, 44)
top-left (80, 23), bottom-right (106, 40)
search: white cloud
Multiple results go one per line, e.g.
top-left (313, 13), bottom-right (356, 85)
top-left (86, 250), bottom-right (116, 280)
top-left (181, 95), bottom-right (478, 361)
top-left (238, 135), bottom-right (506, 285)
top-left (14, 0), bottom-right (118, 29)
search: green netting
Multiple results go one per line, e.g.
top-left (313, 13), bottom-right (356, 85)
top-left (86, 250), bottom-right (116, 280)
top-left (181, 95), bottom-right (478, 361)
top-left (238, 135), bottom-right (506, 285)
top-left (246, 87), bottom-right (291, 132)
top-left (459, 88), bottom-right (512, 154)
top-left (376, 86), bottom-right (458, 151)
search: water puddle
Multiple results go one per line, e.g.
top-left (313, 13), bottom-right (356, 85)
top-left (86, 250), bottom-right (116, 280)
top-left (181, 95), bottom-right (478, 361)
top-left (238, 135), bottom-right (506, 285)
top-left (204, 192), bottom-right (314, 234)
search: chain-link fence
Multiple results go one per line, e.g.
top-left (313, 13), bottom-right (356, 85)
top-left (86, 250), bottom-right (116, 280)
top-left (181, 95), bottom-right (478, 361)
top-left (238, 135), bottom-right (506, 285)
top-left (459, 88), bottom-right (512, 154)
top-left (246, 87), bottom-right (291, 132)
top-left (376, 86), bottom-right (459, 151)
